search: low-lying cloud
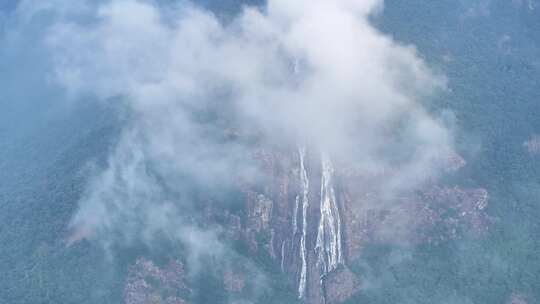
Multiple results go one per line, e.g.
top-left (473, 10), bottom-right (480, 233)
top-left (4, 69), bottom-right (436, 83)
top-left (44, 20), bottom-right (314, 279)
top-left (17, 0), bottom-right (454, 255)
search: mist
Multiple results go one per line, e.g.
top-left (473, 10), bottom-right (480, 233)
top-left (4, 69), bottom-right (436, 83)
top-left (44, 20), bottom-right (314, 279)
top-left (22, 0), bottom-right (451, 251)
top-left (4, 0), bottom-right (540, 303)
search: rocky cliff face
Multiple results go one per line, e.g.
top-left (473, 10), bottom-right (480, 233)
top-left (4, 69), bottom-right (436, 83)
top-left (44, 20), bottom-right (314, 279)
top-left (123, 145), bottom-right (490, 304)
top-left (236, 146), bottom-right (489, 304)
top-left (125, 258), bottom-right (190, 304)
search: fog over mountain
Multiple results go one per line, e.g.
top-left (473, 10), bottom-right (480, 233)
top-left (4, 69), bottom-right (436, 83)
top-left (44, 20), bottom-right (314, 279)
top-left (1, 0), bottom-right (540, 303)
top-left (42, 0), bottom-right (451, 252)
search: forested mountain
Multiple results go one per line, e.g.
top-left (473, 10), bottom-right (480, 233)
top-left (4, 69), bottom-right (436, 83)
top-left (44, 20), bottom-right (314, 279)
top-left (1, 1), bottom-right (539, 303)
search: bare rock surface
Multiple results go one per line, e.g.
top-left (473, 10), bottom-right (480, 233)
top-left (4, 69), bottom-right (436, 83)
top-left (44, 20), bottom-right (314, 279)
top-left (223, 269), bottom-right (246, 293)
top-left (158, 147), bottom-right (490, 304)
top-left (508, 293), bottom-right (529, 304)
top-left (124, 258), bottom-right (190, 304)
top-left (324, 267), bottom-right (361, 304)
top-left (524, 135), bottom-right (540, 155)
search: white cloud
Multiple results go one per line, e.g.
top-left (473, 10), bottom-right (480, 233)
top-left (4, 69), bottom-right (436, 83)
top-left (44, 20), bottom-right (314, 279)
top-left (37, 0), bottom-right (453, 250)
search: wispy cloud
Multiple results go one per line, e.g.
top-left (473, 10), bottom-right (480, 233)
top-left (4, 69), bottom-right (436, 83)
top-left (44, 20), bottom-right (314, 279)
top-left (18, 0), bottom-right (453, 261)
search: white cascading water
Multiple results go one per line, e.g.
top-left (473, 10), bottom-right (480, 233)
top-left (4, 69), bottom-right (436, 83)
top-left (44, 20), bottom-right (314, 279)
top-left (281, 240), bottom-right (287, 272)
top-left (293, 194), bottom-right (300, 235)
top-left (297, 147), bottom-right (309, 299)
top-left (291, 61), bottom-right (342, 300)
top-left (315, 153), bottom-right (343, 276)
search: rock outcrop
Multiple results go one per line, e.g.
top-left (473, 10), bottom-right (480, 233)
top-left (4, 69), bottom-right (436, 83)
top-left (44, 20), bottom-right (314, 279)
top-left (124, 258), bottom-right (190, 304)
top-left (123, 146), bottom-right (490, 304)
top-left (524, 135), bottom-right (540, 155)
top-left (234, 146), bottom-right (490, 304)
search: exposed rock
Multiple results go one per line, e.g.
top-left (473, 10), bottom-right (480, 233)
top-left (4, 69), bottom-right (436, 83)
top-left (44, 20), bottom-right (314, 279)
top-left (223, 270), bottom-right (246, 293)
top-left (441, 149), bottom-right (467, 172)
top-left (244, 191), bottom-right (275, 255)
top-left (419, 186), bottom-right (491, 243)
top-left (324, 267), bottom-right (361, 304)
top-left (204, 146), bottom-right (489, 304)
top-left (524, 135), bottom-right (540, 155)
top-left (225, 213), bottom-right (243, 241)
top-left (508, 293), bottom-right (528, 304)
top-left (124, 258), bottom-right (190, 304)
top-left (246, 192), bottom-right (273, 232)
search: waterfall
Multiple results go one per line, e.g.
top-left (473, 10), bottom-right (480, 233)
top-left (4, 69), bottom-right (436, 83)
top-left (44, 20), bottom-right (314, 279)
top-left (315, 153), bottom-right (343, 275)
top-left (293, 194), bottom-right (300, 235)
top-left (298, 147), bottom-right (309, 299)
top-left (281, 240), bottom-right (287, 272)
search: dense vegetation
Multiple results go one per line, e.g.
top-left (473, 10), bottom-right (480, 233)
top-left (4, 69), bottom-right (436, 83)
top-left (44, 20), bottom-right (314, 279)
top-left (0, 1), bottom-right (293, 303)
top-left (345, 1), bottom-right (540, 303)
top-left (1, 0), bottom-right (539, 303)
